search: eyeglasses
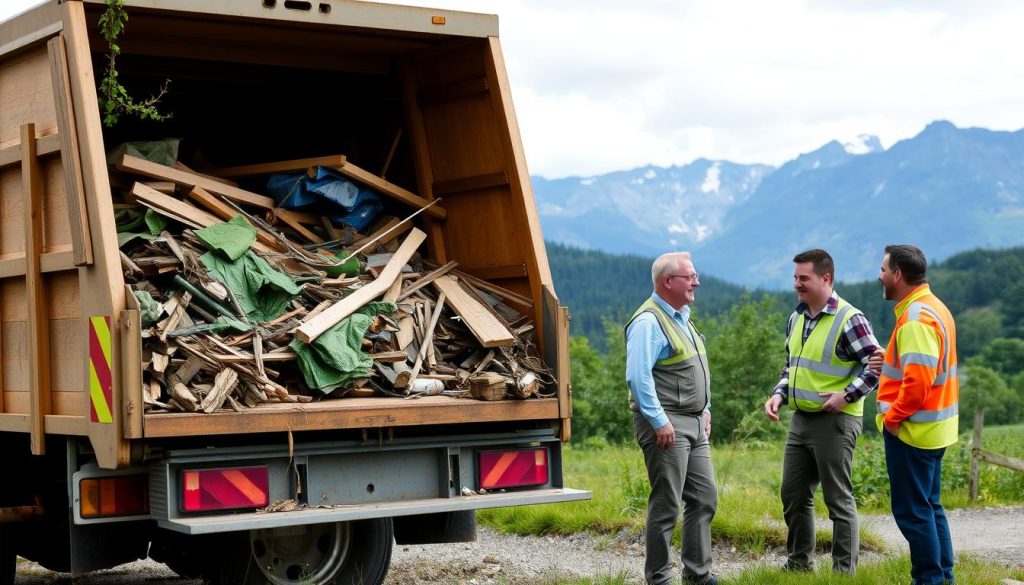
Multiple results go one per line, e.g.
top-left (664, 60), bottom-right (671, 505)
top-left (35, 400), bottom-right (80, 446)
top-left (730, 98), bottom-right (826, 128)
top-left (666, 273), bottom-right (699, 283)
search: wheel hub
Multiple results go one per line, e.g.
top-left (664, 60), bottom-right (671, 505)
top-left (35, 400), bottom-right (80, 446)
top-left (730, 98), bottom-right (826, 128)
top-left (250, 522), bottom-right (352, 584)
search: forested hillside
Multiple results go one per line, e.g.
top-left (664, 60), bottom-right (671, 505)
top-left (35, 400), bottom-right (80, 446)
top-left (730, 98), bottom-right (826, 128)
top-left (547, 242), bottom-right (777, 348)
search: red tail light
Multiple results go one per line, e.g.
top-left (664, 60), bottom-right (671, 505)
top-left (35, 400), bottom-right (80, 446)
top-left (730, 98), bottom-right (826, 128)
top-left (479, 448), bottom-right (549, 490)
top-left (181, 466), bottom-right (270, 512)
top-left (80, 475), bottom-right (149, 518)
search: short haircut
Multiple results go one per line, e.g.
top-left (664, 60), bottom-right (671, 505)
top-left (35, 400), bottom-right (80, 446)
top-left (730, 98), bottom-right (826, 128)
top-left (885, 244), bottom-right (927, 284)
top-left (792, 248), bottom-right (835, 280)
top-left (651, 252), bottom-right (692, 287)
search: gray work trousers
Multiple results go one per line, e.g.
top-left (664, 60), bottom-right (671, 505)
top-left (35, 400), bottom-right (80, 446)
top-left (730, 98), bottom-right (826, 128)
top-left (634, 411), bottom-right (717, 585)
top-left (781, 411), bottom-right (862, 573)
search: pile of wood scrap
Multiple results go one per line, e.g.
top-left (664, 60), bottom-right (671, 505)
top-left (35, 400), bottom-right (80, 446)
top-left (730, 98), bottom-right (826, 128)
top-left (113, 152), bottom-right (553, 414)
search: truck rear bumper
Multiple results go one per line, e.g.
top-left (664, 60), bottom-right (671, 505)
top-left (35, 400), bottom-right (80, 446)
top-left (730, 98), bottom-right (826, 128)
top-left (146, 429), bottom-right (590, 535)
top-left (157, 487), bottom-right (590, 534)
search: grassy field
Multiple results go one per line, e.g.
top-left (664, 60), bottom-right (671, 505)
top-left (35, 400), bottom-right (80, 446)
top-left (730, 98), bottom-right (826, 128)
top-left (480, 424), bottom-right (1024, 554)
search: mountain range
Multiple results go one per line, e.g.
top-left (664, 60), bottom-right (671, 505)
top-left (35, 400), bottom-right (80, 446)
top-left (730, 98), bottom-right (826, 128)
top-left (533, 121), bottom-right (1024, 288)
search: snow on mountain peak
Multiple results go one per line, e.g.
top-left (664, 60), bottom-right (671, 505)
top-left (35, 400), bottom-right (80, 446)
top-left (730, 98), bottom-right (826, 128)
top-left (700, 162), bottom-right (722, 194)
top-left (842, 134), bottom-right (883, 155)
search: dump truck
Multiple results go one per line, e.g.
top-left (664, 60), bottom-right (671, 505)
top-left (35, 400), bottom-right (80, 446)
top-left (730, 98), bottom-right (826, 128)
top-left (0, 1), bottom-right (586, 583)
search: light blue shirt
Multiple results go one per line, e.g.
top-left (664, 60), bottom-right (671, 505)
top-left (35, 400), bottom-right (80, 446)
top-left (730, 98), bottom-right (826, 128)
top-left (626, 293), bottom-right (706, 429)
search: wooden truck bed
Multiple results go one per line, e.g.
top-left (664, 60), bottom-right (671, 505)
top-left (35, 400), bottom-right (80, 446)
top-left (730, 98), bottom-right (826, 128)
top-left (0, 0), bottom-right (571, 469)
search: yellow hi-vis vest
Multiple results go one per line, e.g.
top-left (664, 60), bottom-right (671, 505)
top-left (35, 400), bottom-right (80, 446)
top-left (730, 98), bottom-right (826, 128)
top-left (787, 297), bottom-right (864, 416)
top-left (625, 299), bottom-right (710, 415)
top-left (876, 285), bottom-right (959, 449)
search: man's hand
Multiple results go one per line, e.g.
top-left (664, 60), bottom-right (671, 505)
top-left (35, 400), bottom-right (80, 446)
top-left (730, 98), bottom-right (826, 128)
top-left (704, 411), bottom-right (712, 439)
top-left (820, 391), bottom-right (848, 413)
top-left (884, 419), bottom-right (900, 437)
top-left (764, 394), bottom-right (784, 421)
top-left (654, 420), bottom-right (675, 449)
top-left (867, 348), bottom-right (885, 375)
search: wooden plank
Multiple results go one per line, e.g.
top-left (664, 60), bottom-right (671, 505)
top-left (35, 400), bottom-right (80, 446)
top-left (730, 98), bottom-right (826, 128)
top-left (63, 0), bottom-right (131, 469)
top-left (542, 284), bottom-right (572, 439)
top-left (397, 292), bottom-right (446, 389)
top-left (970, 407), bottom-right (983, 502)
top-left (175, 162), bottom-right (239, 187)
top-left (142, 396), bottom-right (561, 437)
top-left (397, 261), bottom-right (457, 302)
top-left (0, 133), bottom-right (62, 169)
top-left (44, 414), bottom-right (87, 436)
top-left (0, 414), bottom-right (30, 433)
top-left (978, 449), bottom-right (1024, 473)
top-left (211, 155), bottom-right (346, 178)
top-left (433, 171), bottom-right (508, 196)
top-left (131, 182), bottom-right (220, 228)
top-left (275, 209), bottom-right (325, 244)
top-left (47, 34), bottom-right (93, 266)
top-left (432, 275), bottom-right (514, 348)
top-left (0, 250), bottom-right (75, 278)
top-left (121, 310), bottom-right (143, 439)
top-left (22, 124), bottom-right (50, 455)
top-left (399, 61), bottom-right (447, 263)
top-left (333, 159), bottom-right (446, 220)
top-left (117, 154), bottom-right (276, 209)
top-left (435, 262), bottom-right (534, 309)
top-left (296, 229), bottom-right (427, 343)
top-left (186, 186), bottom-right (281, 251)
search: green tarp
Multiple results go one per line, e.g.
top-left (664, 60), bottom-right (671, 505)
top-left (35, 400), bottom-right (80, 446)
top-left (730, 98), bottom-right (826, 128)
top-left (195, 216), bottom-right (258, 261)
top-left (289, 301), bottom-right (396, 393)
top-left (200, 250), bottom-right (302, 323)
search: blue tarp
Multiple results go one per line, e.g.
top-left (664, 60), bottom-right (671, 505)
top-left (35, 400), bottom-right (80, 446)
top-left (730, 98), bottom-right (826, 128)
top-left (266, 166), bottom-right (382, 230)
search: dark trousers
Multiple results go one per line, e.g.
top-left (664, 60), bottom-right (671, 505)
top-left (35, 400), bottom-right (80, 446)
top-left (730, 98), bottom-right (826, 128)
top-left (883, 431), bottom-right (955, 585)
top-left (780, 411), bottom-right (862, 573)
top-left (634, 412), bottom-right (717, 585)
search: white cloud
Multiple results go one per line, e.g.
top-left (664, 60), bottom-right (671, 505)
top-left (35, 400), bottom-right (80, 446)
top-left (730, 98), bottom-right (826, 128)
top-left (7, 0), bottom-right (1024, 178)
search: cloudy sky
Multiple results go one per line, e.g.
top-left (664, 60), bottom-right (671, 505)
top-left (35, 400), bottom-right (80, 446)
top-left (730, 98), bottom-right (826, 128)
top-left (4, 0), bottom-right (1024, 178)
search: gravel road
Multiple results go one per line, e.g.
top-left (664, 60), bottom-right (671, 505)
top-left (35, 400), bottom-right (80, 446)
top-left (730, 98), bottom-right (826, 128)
top-left (14, 506), bottom-right (1024, 584)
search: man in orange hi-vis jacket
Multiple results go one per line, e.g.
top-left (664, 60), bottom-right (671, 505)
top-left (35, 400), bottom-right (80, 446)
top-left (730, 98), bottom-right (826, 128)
top-left (876, 244), bottom-right (959, 585)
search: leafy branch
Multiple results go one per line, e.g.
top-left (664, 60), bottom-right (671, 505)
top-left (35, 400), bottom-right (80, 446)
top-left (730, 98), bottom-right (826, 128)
top-left (97, 0), bottom-right (171, 127)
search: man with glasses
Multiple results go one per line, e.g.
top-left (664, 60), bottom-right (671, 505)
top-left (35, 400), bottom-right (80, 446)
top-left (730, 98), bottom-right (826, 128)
top-left (763, 248), bottom-right (882, 574)
top-left (626, 252), bottom-right (717, 585)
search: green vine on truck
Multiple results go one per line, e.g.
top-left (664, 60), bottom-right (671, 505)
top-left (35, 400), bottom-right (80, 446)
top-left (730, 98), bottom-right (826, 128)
top-left (98, 0), bottom-right (171, 127)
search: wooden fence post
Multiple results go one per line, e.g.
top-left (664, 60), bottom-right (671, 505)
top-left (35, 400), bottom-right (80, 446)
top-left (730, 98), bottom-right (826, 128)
top-left (969, 407), bottom-right (984, 502)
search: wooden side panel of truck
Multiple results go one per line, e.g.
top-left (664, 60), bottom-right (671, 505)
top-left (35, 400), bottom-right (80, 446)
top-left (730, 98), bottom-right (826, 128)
top-left (0, 0), bottom-right (572, 470)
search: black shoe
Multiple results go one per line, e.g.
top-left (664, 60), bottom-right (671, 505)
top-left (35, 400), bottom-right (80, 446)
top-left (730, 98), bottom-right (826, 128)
top-left (683, 576), bottom-right (717, 585)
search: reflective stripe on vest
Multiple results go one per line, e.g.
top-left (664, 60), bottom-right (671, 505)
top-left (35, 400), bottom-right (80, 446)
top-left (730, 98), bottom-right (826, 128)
top-left (878, 400), bottom-right (958, 423)
top-left (787, 299), bottom-right (863, 416)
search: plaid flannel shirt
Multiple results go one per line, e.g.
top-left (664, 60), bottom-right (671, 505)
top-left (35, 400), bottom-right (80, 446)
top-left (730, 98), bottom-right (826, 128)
top-left (772, 290), bottom-right (881, 404)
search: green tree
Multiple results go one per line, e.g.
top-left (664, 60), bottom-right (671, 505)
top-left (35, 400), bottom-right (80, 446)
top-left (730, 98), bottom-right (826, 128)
top-left (702, 297), bottom-right (788, 442)
top-left (959, 364), bottom-right (1017, 427)
top-left (566, 324), bottom-right (632, 444)
top-left (973, 338), bottom-right (1024, 377)
top-left (956, 309), bottom-right (1004, 358)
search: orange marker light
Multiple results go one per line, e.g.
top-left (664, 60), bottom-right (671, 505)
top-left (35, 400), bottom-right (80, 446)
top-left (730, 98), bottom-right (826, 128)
top-left (431, 16), bottom-right (446, 25)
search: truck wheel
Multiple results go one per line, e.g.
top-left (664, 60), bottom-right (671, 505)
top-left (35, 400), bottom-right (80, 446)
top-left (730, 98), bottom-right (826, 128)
top-left (209, 519), bottom-right (393, 585)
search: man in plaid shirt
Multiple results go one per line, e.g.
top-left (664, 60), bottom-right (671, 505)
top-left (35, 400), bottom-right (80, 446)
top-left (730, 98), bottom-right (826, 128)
top-left (763, 249), bottom-right (882, 574)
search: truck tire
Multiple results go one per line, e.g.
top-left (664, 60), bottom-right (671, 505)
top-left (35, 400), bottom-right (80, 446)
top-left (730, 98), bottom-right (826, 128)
top-left (207, 518), bottom-right (393, 585)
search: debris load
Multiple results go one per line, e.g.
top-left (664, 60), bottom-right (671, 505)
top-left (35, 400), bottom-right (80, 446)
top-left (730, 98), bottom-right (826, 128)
top-left (113, 149), bottom-right (554, 414)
